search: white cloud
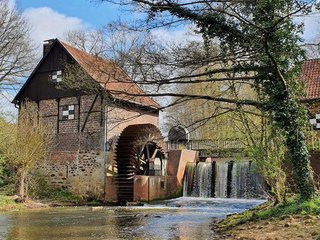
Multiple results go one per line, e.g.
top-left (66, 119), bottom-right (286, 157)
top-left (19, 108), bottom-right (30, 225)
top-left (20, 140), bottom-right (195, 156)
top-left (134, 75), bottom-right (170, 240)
top-left (7, 0), bottom-right (16, 9)
top-left (301, 14), bottom-right (320, 42)
top-left (151, 25), bottom-right (202, 45)
top-left (23, 7), bottom-right (87, 49)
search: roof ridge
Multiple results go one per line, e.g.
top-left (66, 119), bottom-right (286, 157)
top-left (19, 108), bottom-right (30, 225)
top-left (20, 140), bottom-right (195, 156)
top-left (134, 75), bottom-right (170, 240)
top-left (59, 40), bottom-right (111, 63)
top-left (59, 39), bottom-right (160, 109)
top-left (305, 58), bottom-right (320, 62)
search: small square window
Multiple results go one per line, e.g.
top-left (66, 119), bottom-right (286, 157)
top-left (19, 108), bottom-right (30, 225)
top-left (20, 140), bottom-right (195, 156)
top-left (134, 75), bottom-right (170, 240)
top-left (51, 70), bottom-right (62, 83)
top-left (61, 104), bottom-right (75, 120)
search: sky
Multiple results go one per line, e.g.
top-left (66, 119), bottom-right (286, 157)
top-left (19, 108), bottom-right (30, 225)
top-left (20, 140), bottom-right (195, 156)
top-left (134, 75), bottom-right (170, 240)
top-left (15, 0), bottom-right (196, 49)
top-left (2, 0), bottom-right (320, 118)
top-left (17, 0), bottom-right (120, 28)
top-left (16, 0), bottom-right (126, 48)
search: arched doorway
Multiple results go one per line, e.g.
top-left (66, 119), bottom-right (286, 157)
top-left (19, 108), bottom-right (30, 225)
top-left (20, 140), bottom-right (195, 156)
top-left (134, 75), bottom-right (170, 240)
top-left (115, 124), bottom-right (165, 203)
top-left (168, 125), bottom-right (189, 149)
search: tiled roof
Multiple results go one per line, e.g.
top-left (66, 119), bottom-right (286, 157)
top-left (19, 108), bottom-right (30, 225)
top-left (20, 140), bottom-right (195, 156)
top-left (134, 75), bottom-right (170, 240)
top-left (60, 41), bottom-right (160, 109)
top-left (301, 59), bottom-right (320, 100)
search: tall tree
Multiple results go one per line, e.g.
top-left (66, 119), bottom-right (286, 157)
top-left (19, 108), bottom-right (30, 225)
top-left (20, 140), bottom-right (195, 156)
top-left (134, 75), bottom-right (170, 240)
top-left (0, 0), bottom-right (35, 91)
top-left (98, 0), bottom-right (316, 199)
top-left (0, 102), bottom-right (52, 199)
top-left (64, 25), bottom-right (160, 83)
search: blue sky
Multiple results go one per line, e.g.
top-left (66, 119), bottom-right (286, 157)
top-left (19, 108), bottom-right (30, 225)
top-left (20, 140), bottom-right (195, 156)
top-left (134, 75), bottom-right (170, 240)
top-left (13, 0), bottom-right (140, 50)
top-left (16, 0), bottom-right (123, 28)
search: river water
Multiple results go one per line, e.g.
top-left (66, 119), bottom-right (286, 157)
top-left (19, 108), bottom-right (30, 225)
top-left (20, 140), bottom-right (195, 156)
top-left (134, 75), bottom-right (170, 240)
top-left (0, 197), bottom-right (265, 240)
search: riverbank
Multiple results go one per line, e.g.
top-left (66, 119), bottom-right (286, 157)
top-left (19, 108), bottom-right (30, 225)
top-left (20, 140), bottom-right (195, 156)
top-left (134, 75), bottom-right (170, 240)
top-left (218, 197), bottom-right (320, 240)
top-left (227, 214), bottom-right (320, 240)
top-left (0, 195), bottom-right (25, 211)
top-left (0, 193), bottom-right (106, 212)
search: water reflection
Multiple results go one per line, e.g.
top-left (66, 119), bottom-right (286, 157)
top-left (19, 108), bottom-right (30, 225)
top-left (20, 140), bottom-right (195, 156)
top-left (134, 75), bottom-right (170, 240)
top-left (0, 197), bottom-right (265, 240)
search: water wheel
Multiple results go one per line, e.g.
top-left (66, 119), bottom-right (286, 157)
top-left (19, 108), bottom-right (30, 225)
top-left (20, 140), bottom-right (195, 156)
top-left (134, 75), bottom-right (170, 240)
top-left (114, 124), bottom-right (164, 203)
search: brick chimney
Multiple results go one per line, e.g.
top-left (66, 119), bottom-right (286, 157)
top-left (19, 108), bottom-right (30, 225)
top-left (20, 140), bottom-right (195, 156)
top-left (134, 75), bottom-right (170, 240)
top-left (43, 39), bottom-right (56, 56)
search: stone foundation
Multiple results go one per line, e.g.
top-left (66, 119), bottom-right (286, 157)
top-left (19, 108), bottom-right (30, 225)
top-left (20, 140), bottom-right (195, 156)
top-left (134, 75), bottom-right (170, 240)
top-left (41, 151), bottom-right (104, 198)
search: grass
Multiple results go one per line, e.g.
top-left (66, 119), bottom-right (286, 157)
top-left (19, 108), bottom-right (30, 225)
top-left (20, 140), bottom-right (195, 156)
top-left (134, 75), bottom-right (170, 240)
top-left (219, 196), bottom-right (320, 230)
top-left (0, 195), bottom-right (24, 211)
top-left (39, 188), bottom-right (80, 202)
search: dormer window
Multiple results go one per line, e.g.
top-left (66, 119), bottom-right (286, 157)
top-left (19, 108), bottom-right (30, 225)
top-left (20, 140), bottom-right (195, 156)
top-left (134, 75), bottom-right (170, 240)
top-left (62, 105), bottom-right (75, 120)
top-left (51, 70), bottom-right (62, 83)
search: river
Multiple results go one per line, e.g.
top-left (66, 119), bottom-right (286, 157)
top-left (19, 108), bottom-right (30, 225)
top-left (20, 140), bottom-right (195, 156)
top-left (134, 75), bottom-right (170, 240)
top-left (0, 197), bottom-right (265, 240)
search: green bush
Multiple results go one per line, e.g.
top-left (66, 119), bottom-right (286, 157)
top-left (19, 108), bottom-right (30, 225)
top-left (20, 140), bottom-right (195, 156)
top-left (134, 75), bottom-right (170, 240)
top-left (27, 171), bottom-right (79, 202)
top-left (0, 157), bottom-right (16, 195)
top-left (27, 171), bottom-right (49, 199)
top-left (0, 155), bottom-right (4, 186)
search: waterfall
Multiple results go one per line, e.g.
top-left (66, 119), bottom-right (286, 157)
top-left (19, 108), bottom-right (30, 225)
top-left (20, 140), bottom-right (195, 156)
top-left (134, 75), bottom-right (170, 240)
top-left (215, 161), bottom-right (228, 198)
top-left (183, 163), bottom-right (195, 197)
top-left (183, 160), bottom-right (265, 199)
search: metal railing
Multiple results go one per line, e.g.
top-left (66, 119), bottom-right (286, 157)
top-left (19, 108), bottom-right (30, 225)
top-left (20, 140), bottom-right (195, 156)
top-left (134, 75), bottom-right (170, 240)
top-left (166, 138), bottom-right (320, 152)
top-left (166, 139), bottom-right (246, 151)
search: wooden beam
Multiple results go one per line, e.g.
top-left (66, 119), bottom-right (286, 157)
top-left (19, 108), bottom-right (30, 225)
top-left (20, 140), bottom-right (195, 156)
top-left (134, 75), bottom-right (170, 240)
top-left (81, 94), bottom-right (99, 132)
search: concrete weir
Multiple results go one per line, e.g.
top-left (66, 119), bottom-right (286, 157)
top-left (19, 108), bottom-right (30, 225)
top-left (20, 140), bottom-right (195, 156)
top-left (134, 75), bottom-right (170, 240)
top-left (183, 160), bottom-right (266, 199)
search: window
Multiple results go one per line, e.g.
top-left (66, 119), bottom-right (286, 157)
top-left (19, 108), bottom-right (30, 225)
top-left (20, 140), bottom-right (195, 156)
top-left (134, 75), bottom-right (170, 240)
top-left (160, 180), bottom-right (165, 189)
top-left (310, 114), bottom-right (320, 129)
top-left (62, 105), bottom-right (75, 120)
top-left (51, 70), bottom-right (62, 83)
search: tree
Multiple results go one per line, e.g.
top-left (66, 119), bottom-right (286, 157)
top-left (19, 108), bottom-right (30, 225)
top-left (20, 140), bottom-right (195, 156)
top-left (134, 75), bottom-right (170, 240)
top-left (0, 102), bottom-right (52, 199)
top-left (0, 117), bottom-right (8, 186)
top-left (0, 0), bottom-right (35, 91)
top-left (64, 24), bottom-right (161, 84)
top-left (96, 0), bottom-right (317, 199)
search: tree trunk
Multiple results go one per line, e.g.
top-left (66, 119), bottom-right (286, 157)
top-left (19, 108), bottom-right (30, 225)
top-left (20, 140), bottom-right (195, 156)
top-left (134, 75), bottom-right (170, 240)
top-left (286, 128), bottom-right (315, 200)
top-left (275, 100), bottom-right (316, 200)
top-left (18, 172), bottom-right (26, 200)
